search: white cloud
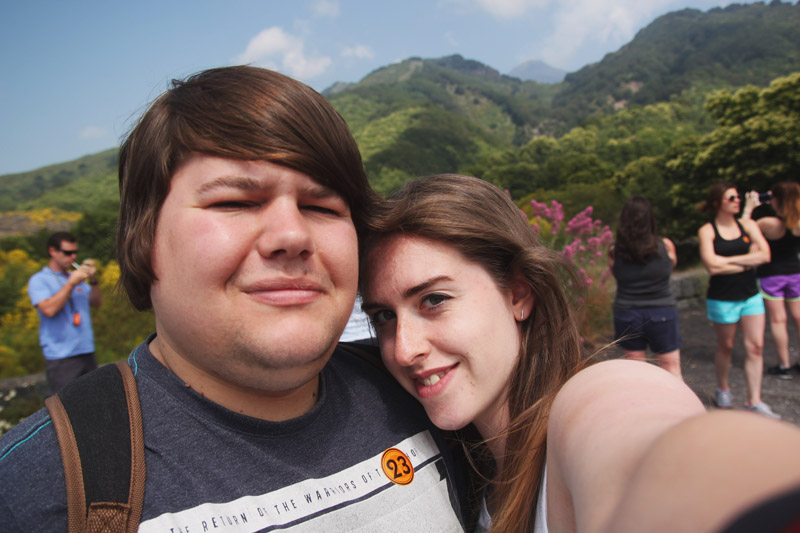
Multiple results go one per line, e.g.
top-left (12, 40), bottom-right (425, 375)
top-left (475, 0), bottom-right (552, 19)
top-left (445, 32), bottom-right (459, 47)
top-left (79, 126), bottom-right (107, 140)
top-left (538, 0), bottom-right (658, 68)
top-left (236, 26), bottom-right (332, 80)
top-left (312, 0), bottom-right (340, 18)
top-left (470, 0), bottom-right (679, 69)
top-left (341, 44), bottom-right (374, 59)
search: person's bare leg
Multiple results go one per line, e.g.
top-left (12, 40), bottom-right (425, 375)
top-left (787, 299), bottom-right (800, 364)
top-left (765, 299), bottom-right (790, 367)
top-left (624, 349), bottom-right (647, 363)
top-left (740, 313), bottom-right (766, 405)
top-left (656, 349), bottom-right (683, 380)
top-left (713, 322), bottom-right (737, 391)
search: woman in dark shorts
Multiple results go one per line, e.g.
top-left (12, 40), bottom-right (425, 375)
top-left (742, 182), bottom-right (800, 380)
top-left (698, 182), bottom-right (777, 418)
top-left (610, 196), bottom-right (682, 379)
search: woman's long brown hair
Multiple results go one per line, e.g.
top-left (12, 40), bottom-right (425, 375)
top-left (361, 174), bottom-right (589, 531)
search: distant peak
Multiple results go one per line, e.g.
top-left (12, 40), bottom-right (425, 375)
top-left (508, 60), bottom-right (566, 84)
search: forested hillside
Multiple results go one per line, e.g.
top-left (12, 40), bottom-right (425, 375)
top-left (551, 2), bottom-right (800, 120)
top-left (2, 2), bottom-right (797, 220)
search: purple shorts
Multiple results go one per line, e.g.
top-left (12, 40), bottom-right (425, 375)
top-left (758, 273), bottom-right (800, 301)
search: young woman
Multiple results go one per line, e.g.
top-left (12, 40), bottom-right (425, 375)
top-left (609, 196), bottom-right (682, 379)
top-left (697, 183), bottom-right (777, 418)
top-left (742, 182), bottom-right (800, 379)
top-left (361, 175), bottom-right (800, 532)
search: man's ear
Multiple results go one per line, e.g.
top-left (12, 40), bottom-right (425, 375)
top-left (510, 273), bottom-right (534, 323)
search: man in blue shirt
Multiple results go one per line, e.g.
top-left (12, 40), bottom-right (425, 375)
top-left (27, 231), bottom-right (102, 393)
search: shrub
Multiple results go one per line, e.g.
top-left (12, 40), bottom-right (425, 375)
top-left (527, 198), bottom-right (615, 347)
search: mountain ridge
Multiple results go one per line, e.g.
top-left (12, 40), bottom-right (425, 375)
top-left (3, 1), bottom-right (799, 212)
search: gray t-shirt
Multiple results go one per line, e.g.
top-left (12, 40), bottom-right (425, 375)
top-left (0, 338), bottom-right (464, 531)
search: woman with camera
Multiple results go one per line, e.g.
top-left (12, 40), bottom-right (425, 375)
top-left (742, 182), bottom-right (800, 380)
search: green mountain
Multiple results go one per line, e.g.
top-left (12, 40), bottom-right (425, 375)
top-left (551, 2), bottom-right (800, 119)
top-left (328, 55), bottom-right (560, 192)
top-left (0, 148), bottom-right (118, 212)
top-left (3, 1), bottom-right (800, 211)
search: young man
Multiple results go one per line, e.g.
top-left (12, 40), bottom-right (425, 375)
top-left (0, 66), bottom-right (464, 531)
top-left (28, 232), bottom-right (102, 394)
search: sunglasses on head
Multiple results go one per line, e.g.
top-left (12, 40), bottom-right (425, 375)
top-left (726, 194), bottom-right (740, 202)
top-left (58, 248), bottom-right (78, 256)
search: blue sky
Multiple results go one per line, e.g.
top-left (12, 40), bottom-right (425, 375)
top-left (0, 0), bottom-right (752, 176)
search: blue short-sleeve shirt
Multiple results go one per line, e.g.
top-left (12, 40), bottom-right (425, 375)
top-left (27, 267), bottom-right (95, 360)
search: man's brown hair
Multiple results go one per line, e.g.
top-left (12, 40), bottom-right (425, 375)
top-left (117, 66), bottom-right (375, 310)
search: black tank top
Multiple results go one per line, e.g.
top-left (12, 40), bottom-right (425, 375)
top-left (707, 219), bottom-right (758, 301)
top-left (613, 240), bottom-right (676, 309)
top-left (756, 222), bottom-right (800, 278)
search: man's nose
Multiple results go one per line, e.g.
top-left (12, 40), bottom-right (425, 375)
top-left (255, 200), bottom-right (315, 259)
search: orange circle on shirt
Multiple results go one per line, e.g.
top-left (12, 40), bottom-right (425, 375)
top-left (381, 448), bottom-right (414, 485)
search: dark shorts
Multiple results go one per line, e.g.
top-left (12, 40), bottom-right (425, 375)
top-left (613, 306), bottom-right (682, 354)
top-left (44, 353), bottom-right (97, 395)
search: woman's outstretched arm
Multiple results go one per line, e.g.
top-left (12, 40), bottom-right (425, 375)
top-left (605, 410), bottom-right (800, 533)
top-left (546, 359), bottom-right (705, 532)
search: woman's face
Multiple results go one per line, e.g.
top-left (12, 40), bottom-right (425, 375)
top-left (719, 188), bottom-right (741, 215)
top-left (362, 234), bottom-right (530, 439)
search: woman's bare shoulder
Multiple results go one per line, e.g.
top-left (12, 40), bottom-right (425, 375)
top-left (549, 359), bottom-right (704, 462)
top-left (552, 360), bottom-right (701, 417)
top-left (757, 216), bottom-right (786, 240)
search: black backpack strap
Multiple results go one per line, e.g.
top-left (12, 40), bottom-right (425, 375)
top-left (45, 360), bottom-right (145, 533)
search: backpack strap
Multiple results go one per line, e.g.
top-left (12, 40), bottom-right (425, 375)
top-left (45, 360), bottom-right (145, 533)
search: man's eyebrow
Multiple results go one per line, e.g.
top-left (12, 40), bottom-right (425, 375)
top-left (301, 182), bottom-right (344, 200)
top-left (196, 176), bottom-right (343, 200)
top-left (197, 175), bottom-right (263, 194)
top-left (362, 275), bottom-right (452, 312)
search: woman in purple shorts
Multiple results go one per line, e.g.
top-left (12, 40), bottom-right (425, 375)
top-left (742, 182), bottom-right (800, 380)
top-left (610, 196), bottom-right (682, 379)
top-left (698, 182), bottom-right (778, 418)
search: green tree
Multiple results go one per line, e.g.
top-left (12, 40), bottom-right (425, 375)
top-left (73, 201), bottom-right (119, 263)
top-left (678, 73), bottom-right (800, 194)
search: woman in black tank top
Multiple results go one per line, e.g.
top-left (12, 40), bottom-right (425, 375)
top-left (697, 182), bottom-right (776, 418)
top-left (610, 196), bottom-right (682, 379)
top-left (741, 182), bottom-right (800, 379)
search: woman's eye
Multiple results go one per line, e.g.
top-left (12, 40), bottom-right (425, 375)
top-left (370, 309), bottom-right (395, 326)
top-left (422, 293), bottom-right (451, 308)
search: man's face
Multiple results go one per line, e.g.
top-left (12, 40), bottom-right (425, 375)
top-left (149, 154), bottom-right (358, 396)
top-left (50, 241), bottom-right (78, 272)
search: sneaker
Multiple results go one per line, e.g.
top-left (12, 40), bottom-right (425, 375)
top-left (766, 365), bottom-right (794, 380)
top-left (745, 401), bottom-right (781, 419)
top-left (715, 389), bottom-right (733, 409)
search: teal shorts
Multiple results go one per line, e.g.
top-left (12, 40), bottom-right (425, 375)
top-left (706, 293), bottom-right (765, 324)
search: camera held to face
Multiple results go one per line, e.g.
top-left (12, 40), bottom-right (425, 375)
top-left (759, 192), bottom-right (772, 203)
